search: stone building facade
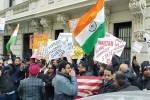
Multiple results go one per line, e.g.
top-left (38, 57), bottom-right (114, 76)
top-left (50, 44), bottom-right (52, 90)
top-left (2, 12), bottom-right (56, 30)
top-left (0, 0), bottom-right (149, 63)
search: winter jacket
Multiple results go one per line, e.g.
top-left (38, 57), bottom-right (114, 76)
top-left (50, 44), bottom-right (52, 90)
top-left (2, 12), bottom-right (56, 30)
top-left (54, 72), bottom-right (78, 100)
top-left (98, 79), bottom-right (117, 94)
top-left (117, 82), bottom-right (139, 92)
top-left (0, 64), bottom-right (17, 94)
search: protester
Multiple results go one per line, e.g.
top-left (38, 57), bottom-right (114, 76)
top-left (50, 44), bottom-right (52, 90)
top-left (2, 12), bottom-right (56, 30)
top-left (38, 59), bottom-right (48, 74)
top-left (0, 59), bottom-right (17, 100)
top-left (113, 71), bottom-right (139, 91)
top-left (85, 66), bottom-right (117, 96)
top-left (132, 55), bottom-right (140, 77)
top-left (18, 63), bottom-right (45, 100)
top-left (119, 64), bottom-right (137, 86)
top-left (93, 61), bottom-right (107, 76)
top-left (11, 57), bottom-right (25, 100)
top-left (54, 61), bottom-right (78, 100)
top-left (78, 61), bottom-right (93, 76)
top-left (45, 64), bottom-right (56, 100)
top-left (136, 61), bottom-right (150, 90)
top-left (109, 55), bottom-right (120, 72)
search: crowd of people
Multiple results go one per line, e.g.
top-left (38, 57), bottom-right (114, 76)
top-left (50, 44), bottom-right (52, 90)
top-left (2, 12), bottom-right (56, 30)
top-left (0, 51), bottom-right (150, 100)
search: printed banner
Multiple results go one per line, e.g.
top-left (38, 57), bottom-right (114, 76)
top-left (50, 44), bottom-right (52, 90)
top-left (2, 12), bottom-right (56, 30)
top-left (68, 18), bottom-right (79, 32)
top-left (30, 34), bottom-right (48, 49)
top-left (58, 33), bottom-right (74, 56)
top-left (133, 41), bottom-right (143, 53)
top-left (47, 40), bottom-right (65, 60)
top-left (0, 18), bottom-right (5, 33)
top-left (95, 38), bottom-right (115, 64)
top-left (146, 37), bottom-right (150, 58)
top-left (105, 33), bottom-right (126, 57)
top-left (37, 44), bottom-right (48, 59)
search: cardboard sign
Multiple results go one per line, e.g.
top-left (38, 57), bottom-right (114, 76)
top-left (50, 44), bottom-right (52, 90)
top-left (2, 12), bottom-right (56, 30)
top-left (105, 33), bottom-right (126, 57)
top-left (30, 34), bottom-right (48, 49)
top-left (68, 18), bottom-right (79, 32)
top-left (47, 40), bottom-right (65, 60)
top-left (37, 44), bottom-right (48, 59)
top-left (58, 33), bottom-right (74, 56)
top-left (133, 41), bottom-right (143, 53)
top-left (0, 18), bottom-right (5, 33)
top-left (146, 37), bottom-right (150, 58)
top-left (95, 38), bottom-right (115, 64)
top-left (72, 46), bottom-right (84, 59)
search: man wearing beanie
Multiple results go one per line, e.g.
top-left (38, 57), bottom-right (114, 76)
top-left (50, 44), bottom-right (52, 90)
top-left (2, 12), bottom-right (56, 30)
top-left (136, 61), bottom-right (150, 90)
top-left (54, 61), bottom-right (78, 100)
top-left (18, 63), bottom-right (45, 100)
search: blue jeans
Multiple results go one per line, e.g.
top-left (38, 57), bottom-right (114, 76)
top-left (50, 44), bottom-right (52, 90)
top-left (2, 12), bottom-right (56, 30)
top-left (0, 92), bottom-right (16, 100)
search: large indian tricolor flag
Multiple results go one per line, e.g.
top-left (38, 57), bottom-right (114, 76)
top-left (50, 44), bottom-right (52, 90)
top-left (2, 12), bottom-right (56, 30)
top-left (6, 24), bottom-right (19, 52)
top-left (74, 0), bottom-right (105, 55)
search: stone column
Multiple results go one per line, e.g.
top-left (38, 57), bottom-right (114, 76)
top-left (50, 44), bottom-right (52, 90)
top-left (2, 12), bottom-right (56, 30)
top-left (31, 19), bottom-right (42, 34)
top-left (40, 17), bottom-right (53, 39)
top-left (105, 7), bottom-right (110, 33)
top-left (56, 14), bottom-right (70, 32)
top-left (129, 0), bottom-right (147, 41)
top-left (6, 24), bottom-right (15, 35)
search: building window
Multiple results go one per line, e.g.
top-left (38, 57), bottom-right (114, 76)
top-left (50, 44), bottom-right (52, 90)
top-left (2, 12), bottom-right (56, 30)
top-left (114, 22), bottom-right (132, 61)
top-left (3, 36), bottom-right (11, 56)
top-left (22, 33), bottom-right (33, 58)
top-left (9, 0), bottom-right (15, 7)
top-left (55, 29), bottom-right (64, 40)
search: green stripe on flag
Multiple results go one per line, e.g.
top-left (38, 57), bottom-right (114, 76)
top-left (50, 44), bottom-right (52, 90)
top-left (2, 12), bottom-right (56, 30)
top-left (6, 36), bottom-right (17, 52)
top-left (81, 22), bottom-right (105, 55)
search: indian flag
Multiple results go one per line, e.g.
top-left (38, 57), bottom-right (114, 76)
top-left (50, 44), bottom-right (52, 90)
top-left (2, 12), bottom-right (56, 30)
top-left (74, 0), bottom-right (105, 55)
top-left (6, 24), bottom-right (19, 52)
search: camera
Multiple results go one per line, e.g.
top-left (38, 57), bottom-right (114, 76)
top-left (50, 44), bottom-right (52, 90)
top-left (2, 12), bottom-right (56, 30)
top-left (143, 32), bottom-right (149, 41)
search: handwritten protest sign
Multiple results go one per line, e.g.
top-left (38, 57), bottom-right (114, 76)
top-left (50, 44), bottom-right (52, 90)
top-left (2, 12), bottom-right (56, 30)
top-left (47, 40), bottom-right (65, 60)
top-left (69, 18), bottom-right (79, 32)
top-left (95, 38), bottom-right (115, 64)
top-left (30, 34), bottom-right (48, 49)
top-left (133, 41), bottom-right (143, 53)
top-left (37, 44), bottom-right (48, 59)
top-left (105, 33), bottom-right (126, 57)
top-left (0, 18), bottom-right (5, 33)
top-left (58, 33), bottom-right (74, 56)
top-left (146, 37), bottom-right (150, 58)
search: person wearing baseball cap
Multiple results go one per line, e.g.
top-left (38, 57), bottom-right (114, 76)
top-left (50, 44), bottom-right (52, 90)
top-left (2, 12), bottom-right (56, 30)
top-left (18, 64), bottom-right (45, 100)
top-left (137, 61), bottom-right (150, 90)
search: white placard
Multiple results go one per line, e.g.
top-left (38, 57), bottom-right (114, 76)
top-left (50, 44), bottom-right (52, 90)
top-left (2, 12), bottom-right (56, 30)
top-left (95, 38), bottom-right (115, 64)
top-left (146, 37), bottom-right (150, 58)
top-left (38, 44), bottom-right (48, 58)
top-left (133, 41), bottom-right (143, 53)
top-left (0, 18), bottom-right (5, 33)
top-left (105, 33), bottom-right (126, 57)
top-left (47, 40), bottom-right (65, 60)
top-left (58, 33), bottom-right (74, 56)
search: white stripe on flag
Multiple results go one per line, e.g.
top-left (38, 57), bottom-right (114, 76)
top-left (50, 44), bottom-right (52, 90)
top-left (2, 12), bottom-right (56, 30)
top-left (77, 79), bottom-right (102, 83)
top-left (78, 85), bottom-right (100, 90)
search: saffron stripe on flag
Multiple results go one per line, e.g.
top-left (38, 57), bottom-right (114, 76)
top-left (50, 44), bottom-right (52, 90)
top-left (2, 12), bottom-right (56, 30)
top-left (74, 0), bottom-right (104, 36)
top-left (75, 8), bottom-right (104, 46)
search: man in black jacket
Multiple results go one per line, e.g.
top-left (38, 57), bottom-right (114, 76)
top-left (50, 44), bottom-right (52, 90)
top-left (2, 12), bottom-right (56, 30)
top-left (0, 60), bottom-right (17, 100)
top-left (113, 71), bottom-right (139, 92)
top-left (85, 66), bottom-right (117, 96)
